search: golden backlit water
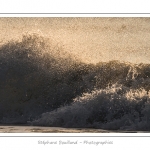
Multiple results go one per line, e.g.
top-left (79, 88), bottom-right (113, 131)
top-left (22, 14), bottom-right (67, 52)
top-left (0, 17), bottom-right (150, 64)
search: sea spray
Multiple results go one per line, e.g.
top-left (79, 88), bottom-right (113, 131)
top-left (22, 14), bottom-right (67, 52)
top-left (0, 34), bottom-right (92, 123)
top-left (1, 34), bottom-right (150, 131)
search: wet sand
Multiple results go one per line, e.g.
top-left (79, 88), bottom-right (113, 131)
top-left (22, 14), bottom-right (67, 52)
top-left (0, 125), bottom-right (149, 133)
top-left (0, 125), bottom-right (114, 133)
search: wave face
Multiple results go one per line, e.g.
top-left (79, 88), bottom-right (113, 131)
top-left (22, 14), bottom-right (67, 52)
top-left (0, 34), bottom-right (91, 123)
top-left (1, 34), bottom-right (150, 130)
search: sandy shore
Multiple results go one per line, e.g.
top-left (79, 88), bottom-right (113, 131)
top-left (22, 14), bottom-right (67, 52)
top-left (0, 125), bottom-right (149, 133)
top-left (0, 125), bottom-right (114, 133)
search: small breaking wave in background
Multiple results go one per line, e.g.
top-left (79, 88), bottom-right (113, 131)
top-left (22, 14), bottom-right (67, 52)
top-left (0, 34), bottom-right (150, 131)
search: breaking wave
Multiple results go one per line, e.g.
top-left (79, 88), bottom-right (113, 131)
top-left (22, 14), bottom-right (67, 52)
top-left (32, 84), bottom-right (150, 130)
top-left (1, 34), bottom-right (150, 130)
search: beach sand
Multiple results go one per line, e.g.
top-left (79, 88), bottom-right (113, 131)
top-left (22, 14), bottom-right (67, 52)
top-left (0, 125), bottom-right (149, 133)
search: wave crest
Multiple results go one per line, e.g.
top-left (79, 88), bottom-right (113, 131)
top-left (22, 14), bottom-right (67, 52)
top-left (32, 84), bottom-right (150, 130)
top-left (1, 34), bottom-right (150, 131)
